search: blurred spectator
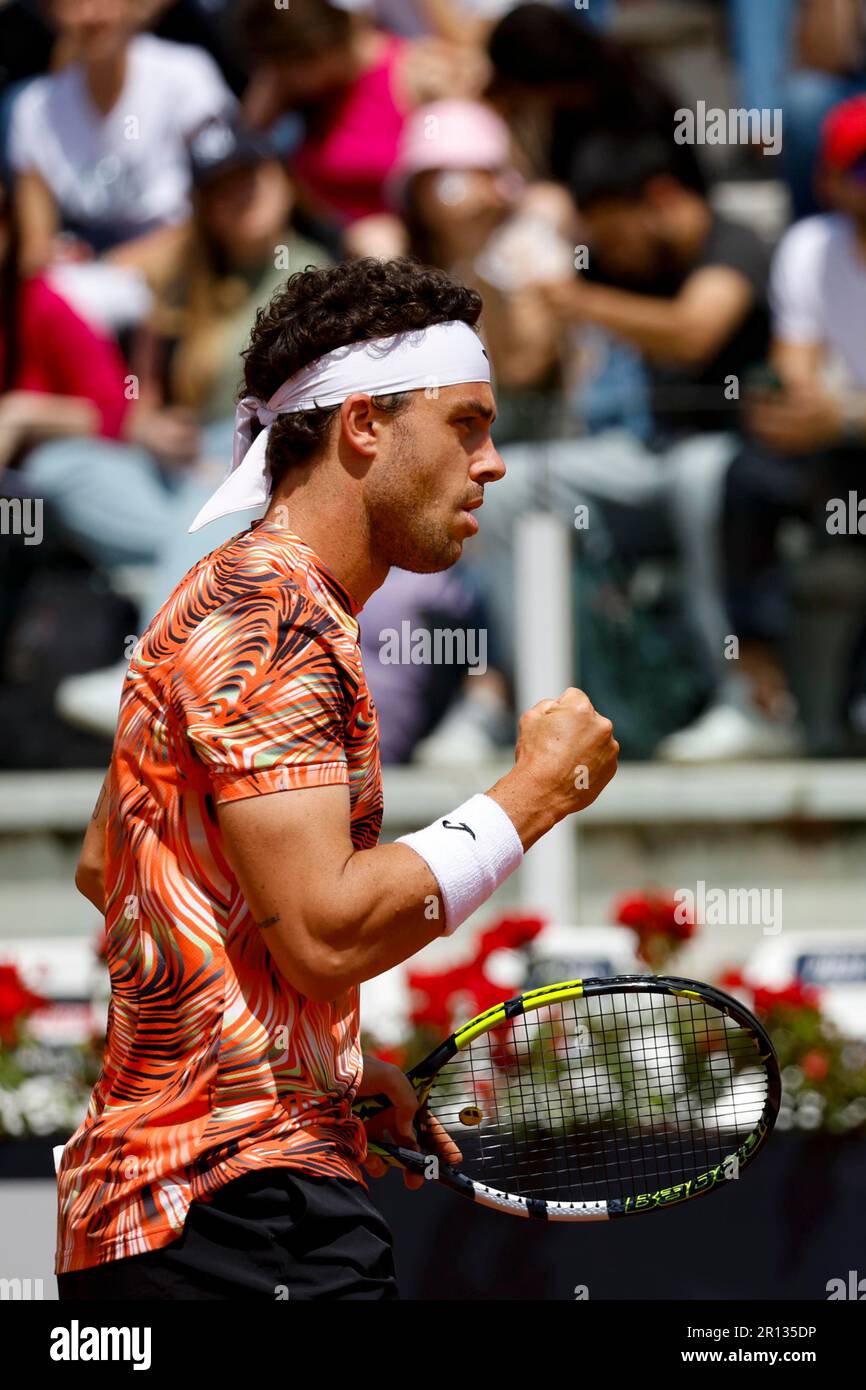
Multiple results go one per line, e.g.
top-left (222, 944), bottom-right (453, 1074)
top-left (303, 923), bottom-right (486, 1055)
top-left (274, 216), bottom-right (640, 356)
top-left (666, 95), bottom-right (866, 760)
top-left (473, 131), bottom-right (771, 751)
top-left (149, 117), bottom-right (326, 424)
top-left (484, 4), bottom-right (674, 441)
top-left (349, 99), bottom-right (573, 411)
top-left (7, 0), bottom-right (235, 291)
top-left (783, 0), bottom-right (866, 217)
top-left (485, 3), bottom-right (704, 193)
top-left (556, 132), bottom-right (769, 445)
top-left (236, 0), bottom-right (487, 238)
top-left (0, 169), bottom-right (132, 474)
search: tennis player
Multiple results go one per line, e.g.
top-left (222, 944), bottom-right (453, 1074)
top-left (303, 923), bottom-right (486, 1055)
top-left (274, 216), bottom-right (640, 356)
top-left (58, 258), bottom-right (619, 1300)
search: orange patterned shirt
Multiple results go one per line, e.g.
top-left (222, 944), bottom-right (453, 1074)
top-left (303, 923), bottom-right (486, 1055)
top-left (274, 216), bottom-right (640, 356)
top-left (56, 520), bottom-right (383, 1273)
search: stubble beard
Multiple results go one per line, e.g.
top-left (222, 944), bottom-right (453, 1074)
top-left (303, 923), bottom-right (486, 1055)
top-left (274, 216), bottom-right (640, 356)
top-left (368, 432), bottom-right (462, 574)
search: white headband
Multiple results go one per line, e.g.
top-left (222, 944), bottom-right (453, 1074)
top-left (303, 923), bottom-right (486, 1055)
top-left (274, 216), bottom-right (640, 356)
top-left (188, 319), bottom-right (490, 532)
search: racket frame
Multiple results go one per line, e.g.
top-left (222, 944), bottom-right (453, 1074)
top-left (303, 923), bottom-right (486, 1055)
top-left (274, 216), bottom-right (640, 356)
top-left (356, 974), bottom-right (781, 1221)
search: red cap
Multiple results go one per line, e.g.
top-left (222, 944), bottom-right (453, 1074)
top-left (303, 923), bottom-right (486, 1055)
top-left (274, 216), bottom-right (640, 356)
top-left (820, 95), bottom-right (866, 172)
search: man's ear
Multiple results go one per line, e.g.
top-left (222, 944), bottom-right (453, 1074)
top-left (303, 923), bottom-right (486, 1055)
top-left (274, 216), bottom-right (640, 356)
top-left (339, 393), bottom-right (379, 457)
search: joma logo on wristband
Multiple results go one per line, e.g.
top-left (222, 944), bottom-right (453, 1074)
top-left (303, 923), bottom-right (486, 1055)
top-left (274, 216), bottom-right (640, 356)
top-left (441, 820), bottom-right (476, 840)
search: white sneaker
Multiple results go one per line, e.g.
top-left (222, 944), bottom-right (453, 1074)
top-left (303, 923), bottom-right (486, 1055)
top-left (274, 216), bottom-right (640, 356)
top-left (55, 661), bottom-right (127, 740)
top-left (656, 703), bottom-right (804, 762)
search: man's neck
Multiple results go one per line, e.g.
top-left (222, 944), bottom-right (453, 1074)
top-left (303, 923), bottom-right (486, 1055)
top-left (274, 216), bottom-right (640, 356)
top-left (264, 473), bottom-right (387, 613)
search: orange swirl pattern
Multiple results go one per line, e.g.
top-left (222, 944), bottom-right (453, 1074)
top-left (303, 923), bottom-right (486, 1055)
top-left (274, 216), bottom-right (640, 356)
top-left (56, 520), bottom-right (383, 1273)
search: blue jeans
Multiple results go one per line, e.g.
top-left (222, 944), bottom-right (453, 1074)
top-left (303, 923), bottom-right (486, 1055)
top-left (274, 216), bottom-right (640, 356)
top-left (729, 0), bottom-right (796, 114)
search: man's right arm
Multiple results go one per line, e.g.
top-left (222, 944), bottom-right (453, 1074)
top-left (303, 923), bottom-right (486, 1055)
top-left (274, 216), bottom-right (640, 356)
top-left (217, 687), bottom-right (619, 1003)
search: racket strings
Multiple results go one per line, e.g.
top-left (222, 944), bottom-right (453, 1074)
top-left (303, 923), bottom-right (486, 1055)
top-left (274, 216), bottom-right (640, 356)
top-left (424, 992), bottom-right (770, 1203)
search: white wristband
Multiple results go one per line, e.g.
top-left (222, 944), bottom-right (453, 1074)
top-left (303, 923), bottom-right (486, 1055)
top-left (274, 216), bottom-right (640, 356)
top-left (396, 793), bottom-right (524, 936)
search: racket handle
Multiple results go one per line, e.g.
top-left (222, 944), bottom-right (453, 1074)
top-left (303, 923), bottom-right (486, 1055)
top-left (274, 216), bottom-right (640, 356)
top-left (353, 1089), bottom-right (392, 1122)
top-left (366, 1139), bottom-right (430, 1174)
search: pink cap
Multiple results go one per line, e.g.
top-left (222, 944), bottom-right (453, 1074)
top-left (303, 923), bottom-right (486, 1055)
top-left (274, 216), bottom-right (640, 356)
top-left (387, 100), bottom-right (513, 208)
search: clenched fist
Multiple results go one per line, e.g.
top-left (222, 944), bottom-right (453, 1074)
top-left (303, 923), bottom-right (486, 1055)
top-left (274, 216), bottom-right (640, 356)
top-left (487, 687), bottom-right (619, 851)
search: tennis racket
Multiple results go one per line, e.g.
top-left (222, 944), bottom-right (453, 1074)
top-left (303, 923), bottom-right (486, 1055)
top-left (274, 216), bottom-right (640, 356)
top-left (355, 975), bottom-right (780, 1220)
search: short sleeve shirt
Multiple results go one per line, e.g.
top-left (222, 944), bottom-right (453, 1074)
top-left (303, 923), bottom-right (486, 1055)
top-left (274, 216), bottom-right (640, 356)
top-left (56, 520), bottom-right (383, 1274)
top-left (9, 34), bottom-right (235, 250)
top-left (769, 213), bottom-right (866, 390)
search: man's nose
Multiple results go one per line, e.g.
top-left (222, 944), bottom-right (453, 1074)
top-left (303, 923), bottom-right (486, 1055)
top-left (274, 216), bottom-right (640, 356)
top-left (474, 440), bottom-right (506, 484)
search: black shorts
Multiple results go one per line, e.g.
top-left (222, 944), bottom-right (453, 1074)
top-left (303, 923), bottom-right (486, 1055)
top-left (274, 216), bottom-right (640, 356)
top-left (56, 1168), bottom-right (398, 1301)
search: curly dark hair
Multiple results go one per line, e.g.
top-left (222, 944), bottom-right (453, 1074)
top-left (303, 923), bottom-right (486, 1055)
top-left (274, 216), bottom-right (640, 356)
top-left (242, 257), bottom-right (483, 490)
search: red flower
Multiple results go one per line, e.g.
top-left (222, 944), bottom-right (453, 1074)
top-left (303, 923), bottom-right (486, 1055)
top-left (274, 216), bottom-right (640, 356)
top-left (0, 962), bottom-right (49, 1046)
top-left (407, 967), bottom-right (458, 1030)
top-left (476, 914), bottom-right (545, 960)
top-left (614, 892), bottom-right (695, 942)
top-left (719, 970), bottom-right (747, 992)
top-left (369, 1045), bottom-right (407, 1070)
top-left (801, 1050), bottom-right (830, 1082)
top-left (408, 961), bottom-right (502, 1030)
top-left (752, 981), bottom-right (821, 1016)
top-left (615, 894), bottom-right (656, 929)
top-left (408, 913), bottom-right (543, 1033)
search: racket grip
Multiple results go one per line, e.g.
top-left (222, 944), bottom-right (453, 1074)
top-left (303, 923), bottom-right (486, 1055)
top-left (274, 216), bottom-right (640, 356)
top-left (353, 1090), bottom-right (392, 1122)
top-left (366, 1139), bottom-right (430, 1174)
